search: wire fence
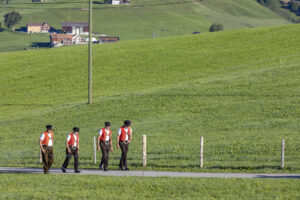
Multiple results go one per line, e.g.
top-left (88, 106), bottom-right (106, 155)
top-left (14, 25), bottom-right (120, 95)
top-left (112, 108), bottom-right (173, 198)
top-left (0, 136), bottom-right (299, 170)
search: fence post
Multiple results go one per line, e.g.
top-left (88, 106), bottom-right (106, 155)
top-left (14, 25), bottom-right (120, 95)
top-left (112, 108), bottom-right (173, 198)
top-left (39, 149), bottom-right (42, 164)
top-left (281, 138), bottom-right (285, 169)
top-left (200, 136), bottom-right (204, 168)
top-left (142, 135), bottom-right (147, 167)
top-left (94, 136), bottom-right (97, 164)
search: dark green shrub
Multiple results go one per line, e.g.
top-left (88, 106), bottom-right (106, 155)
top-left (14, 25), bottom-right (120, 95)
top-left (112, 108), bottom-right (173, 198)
top-left (209, 23), bottom-right (224, 32)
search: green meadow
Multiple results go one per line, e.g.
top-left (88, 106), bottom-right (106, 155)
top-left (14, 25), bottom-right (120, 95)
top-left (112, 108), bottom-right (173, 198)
top-left (0, 0), bottom-right (290, 51)
top-left (0, 174), bottom-right (299, 200)
top-left (0, 24), bottom-right (299, 172)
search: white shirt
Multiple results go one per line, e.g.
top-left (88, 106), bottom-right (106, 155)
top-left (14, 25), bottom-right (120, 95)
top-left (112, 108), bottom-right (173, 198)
top-left (67, 133), bottom-right (78, 147)
top-left (99, 128), bottom-right (110, 141)
top-left (118, 127), bottom-right (132, 141)
top-left (40, 132), bottom-right (53, 146)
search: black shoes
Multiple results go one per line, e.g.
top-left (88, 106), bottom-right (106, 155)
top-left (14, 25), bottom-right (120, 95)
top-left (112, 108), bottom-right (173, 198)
top-left (119, 167), bottom-right (129, 171)
top-left (62, 167), bottom-right (80, 173)
top-left (99, 165), bottom-right (103, 170)
top-left (104, 168), bottom-right (108, 171)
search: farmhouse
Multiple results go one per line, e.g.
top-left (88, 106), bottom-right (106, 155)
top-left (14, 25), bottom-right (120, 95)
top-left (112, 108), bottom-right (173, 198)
top-left (27, 22), bottom-right (52, 33)
top-left (62, 22), bottom-right (89, 35)
top-left (50, 33), bottom-right (86, 46)
top-left (99, 36), bottom-right (119, 43)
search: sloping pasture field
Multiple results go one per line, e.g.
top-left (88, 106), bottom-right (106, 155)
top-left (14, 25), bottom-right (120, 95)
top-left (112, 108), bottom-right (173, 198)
top-left (0, 24), bottom-right (299, 172)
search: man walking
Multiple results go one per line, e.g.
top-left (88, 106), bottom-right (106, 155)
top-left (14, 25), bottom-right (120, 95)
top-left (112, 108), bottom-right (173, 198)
top-left (97, 122), bottom-right (113, 171)
top-left (39, 125), bottom-right (54, 174)
top-left (62, 127), bottom-right (81, 173)
top-left (117, 120), bottom-right (132, 170)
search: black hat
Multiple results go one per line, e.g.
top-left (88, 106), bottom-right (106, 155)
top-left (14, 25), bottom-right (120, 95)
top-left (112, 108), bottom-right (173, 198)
top-left (124, 120), bottom-right (131, 126)
top-left (46, 125), bottom-right (54, 130)
top-left (73, 127), bottom-right (80, 132)
top-left (105, 122), bottom-right (111, 126)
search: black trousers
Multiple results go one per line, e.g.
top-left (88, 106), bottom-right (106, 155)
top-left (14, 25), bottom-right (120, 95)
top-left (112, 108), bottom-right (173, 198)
top-left (62, 146), bottom-right (78, 171)
top-left (100, 141), bottom-right (111, 169)
top-left (41, 145), bottom-right (54, 174)
top-left (119, 141), bottom-right (129, 169)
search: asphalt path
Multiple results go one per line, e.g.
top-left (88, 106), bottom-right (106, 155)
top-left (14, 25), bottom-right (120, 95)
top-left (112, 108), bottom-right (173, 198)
top-left (0, 167), bottom-right (300, 179)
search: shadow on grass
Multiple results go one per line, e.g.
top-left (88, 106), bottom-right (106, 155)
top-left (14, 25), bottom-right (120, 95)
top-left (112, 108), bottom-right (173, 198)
top-left (144, 163), bottom-right (200, 169)
top-left (30, 42), bottom-right (51, 48)
top-left (138, 163), bottom-right (299, 171)
top-left (14, 27), bottom-right (27, 32)
top-left (93, 1), bottom-right (106, 4)
top-left (257, 175), bottom-right (300, 179)
top-left (0, 103), bottom-right (53, 106)
top-left (208, 165), bottom-right (293, 171)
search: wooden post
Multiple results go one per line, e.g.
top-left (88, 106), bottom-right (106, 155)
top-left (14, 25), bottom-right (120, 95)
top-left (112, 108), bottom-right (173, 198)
top-left (200, 137), bottom-right (204, 168)
top-left (39, 149), bottom-right (42, 164)
top-left (94, 136), bottom-right (97, 164)
top-left (281, 138), bottom-right (285, 169)
top-left (142, 135), bottom-right (147, 167)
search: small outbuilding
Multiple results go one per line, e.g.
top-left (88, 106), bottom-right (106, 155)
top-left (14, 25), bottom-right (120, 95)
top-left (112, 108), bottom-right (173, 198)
top-left (99, 36), bottom-right (119, 43)
top-left (27, 22), bottom-right (52, 33)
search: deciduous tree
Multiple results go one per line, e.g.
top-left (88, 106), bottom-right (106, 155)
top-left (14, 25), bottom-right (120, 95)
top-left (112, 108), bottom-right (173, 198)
top-left (4, 11), bottom-right (22, 31)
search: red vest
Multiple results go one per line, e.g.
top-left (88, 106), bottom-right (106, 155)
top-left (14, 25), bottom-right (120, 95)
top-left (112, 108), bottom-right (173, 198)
top-left (68, 133), bottom-right (79, 147)
top-left (41, 131), bottom-right (53, 146)
top-left (119, 126), bottom-right (131, 141)
top-left (100, 128), bottom-right (112, 141)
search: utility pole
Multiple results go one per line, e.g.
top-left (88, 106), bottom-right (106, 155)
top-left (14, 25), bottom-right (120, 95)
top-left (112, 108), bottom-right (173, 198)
top-left (88, 0), bottom-right (93, 104)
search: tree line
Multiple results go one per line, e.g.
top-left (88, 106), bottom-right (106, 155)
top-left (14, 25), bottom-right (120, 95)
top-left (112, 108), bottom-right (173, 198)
top-left (258, 0), bottom-right (300, 16)
top-left (285, 0), bottom-right (300, 15)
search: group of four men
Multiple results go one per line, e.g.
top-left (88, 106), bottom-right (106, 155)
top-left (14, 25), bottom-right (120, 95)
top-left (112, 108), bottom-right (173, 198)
top-left (39, 120), bottom-right (132, 174)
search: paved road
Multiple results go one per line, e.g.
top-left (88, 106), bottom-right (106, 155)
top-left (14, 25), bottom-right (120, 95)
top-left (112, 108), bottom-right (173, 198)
top-left (0, 167), bottom-right (299, 179)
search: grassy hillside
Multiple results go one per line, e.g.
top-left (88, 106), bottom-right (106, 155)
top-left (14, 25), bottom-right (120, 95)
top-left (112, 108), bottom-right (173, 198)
top-left (0, 24), bottom-right (299, 172)
top-left (1, 174), bottom-right (300, 199)
top-left (0, 0), bottom-right (290, 52)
